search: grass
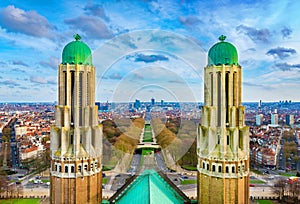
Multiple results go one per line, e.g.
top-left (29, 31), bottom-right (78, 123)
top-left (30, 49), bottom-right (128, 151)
top-left (251, 169), bottom-right (263, 175)
top-left (102, 166), bottom-right (113, 171)
top-left (182, 165), bottom-right (197, 171)
top-left (102, 177), bottom-right (108, 184)
top-left (180, 179), bottom-right (197, 185)
top-left (142, 149), bottom-right (153, 155)
top-left (143, 132), bottom-right (153, 142)
top-left (144, 125), bottom-right (151, 131)
top-left (250, 180), bottom-right (266, 184)
top-left (257, 200), bottom-right (274, 204)
top-left (279, 172), bottom-right (295, 177)
top-left (0, 199), bottom-right (40, 204)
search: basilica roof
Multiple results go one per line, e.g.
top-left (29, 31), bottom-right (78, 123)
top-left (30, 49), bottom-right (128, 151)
top-left (62, 34), bottom-right (92, 65)
top-left (208, 35), bottom-right (238, 66)
top-left (107, 170), bottom-right (190, 204)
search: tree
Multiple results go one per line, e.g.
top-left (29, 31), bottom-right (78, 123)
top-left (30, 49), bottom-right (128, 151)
top-left (273, 178), bottom-right (287, 200)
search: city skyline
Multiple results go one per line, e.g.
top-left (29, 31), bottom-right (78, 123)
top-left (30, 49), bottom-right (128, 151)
top-left (0, 0), bottom-right (300, 102)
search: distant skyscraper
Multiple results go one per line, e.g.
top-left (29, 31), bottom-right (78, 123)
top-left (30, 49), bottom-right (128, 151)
top-left (134, 99), bottom-right (141, 109)
top-left (286, 114), bottom-right (294, 126)
top-left (271, 114), bottom-right (278, 125)
top-left (50, 35), bottom-right (102, 204)
top-left (258, 99), bottom-right (262, 108)
top-left (151, 98), bottom-right (155, 105)
top-left (197, 35), bottom-right (249, 204)
top-left (256, 114), bottom-right (263, 126)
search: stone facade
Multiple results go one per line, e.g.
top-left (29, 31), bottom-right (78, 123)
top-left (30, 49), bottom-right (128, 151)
top-left (197, 39), bottom-right (250, 204)
top-left (50, 44), bottom-right (102, 203)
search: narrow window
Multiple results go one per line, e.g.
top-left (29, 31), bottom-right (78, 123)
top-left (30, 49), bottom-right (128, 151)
top-left (202, 162), bottom-right (205, 169)
top-left (232, 166), bottom-right (235, 173)
top-left (71, 166), bottom-right (75, 173)
top-left (217, 72), bottom-right (221, 126)
top-left (226, 166), bottom-right (229, 173)
top-left (206, 163), bottom-right (209, 171)
top-left (78, 165), bottom-right (82, 172)
top-left (218, 166), bottom-right (222, 173)
top-left (65, 166), bottom-right (68, 173)
top-left (79, 72), bottom-right (83, 126)
top-left (227, 135), bottom-right (230, 145)
top-left (70, 71), bottom-right (75, 125)
top-left (86, 73), bottom-right (90, 105)
top-left (55, 164), bottom-right (58, 171)
top-left (210, 73), bottom-right (213, 106)
top-left (59, 166), bottom-right (62, 172)
top-left (64, 72), bottom-right (67, 105)
top-left (84, 164), bottom-right (88, 171)
top-left (212, 165), bottom-right (216, 172)
top-left (225, 72), bottom-right (229, 124)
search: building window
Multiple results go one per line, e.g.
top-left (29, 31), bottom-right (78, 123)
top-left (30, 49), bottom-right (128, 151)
top-left (71, 166), bottom-right (75, 173)
top-left (227, 135), bottom-right (229, 145)
top-left (232, 166), bottom-right (235, 173)
top-left (84, 164), bottom-right (88, 171)
top-left (202, 162), bottom-right (205, 169)
top-left (210, 73), bottom-right (213, 106)
top-left (65, 166), bottom-right (68, 173)
top-left (212, 165), bottom-right (215, 172)
top-left (217, 72), bottom-right (221, 126)
top-left (206, 163), bottom-right (209, 171)
top-left (59, 166), bottom-right (62, 172)
top-left (78, 165), bottom-right (82, 172)
top-left (226, 166), bottom-right (229, 173)
top-left (218, 166), bottom-right (222, 173)
top-left (55, 164), bottom-right (58, 171)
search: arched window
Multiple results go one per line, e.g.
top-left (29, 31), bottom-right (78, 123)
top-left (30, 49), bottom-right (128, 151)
top-left (71, 166), bottom-right (75, 173)
top-left (65, 165), bottom-right (68, 173)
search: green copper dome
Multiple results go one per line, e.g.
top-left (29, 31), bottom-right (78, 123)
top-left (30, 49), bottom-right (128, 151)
top-left (62, 34), bottom-right (92, 65)
top-left (208, 35), bottom-right (238, 66)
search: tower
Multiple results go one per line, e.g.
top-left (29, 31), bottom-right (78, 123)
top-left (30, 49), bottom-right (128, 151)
top-left (197, 35), bottom-right (249, 204)
top-left (50, 34), bottom-right (102, 204)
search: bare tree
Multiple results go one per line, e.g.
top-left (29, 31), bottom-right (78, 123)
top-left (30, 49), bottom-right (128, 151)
top-left (288, 180), bottom-right (300, 202)
top-left (273, 178), bottom-right (287, 200)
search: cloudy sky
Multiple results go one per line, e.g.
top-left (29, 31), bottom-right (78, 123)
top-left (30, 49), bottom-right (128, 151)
top-left (0, 0), bottom-right (299, 102)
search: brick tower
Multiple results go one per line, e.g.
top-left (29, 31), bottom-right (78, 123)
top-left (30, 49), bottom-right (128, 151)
top-left (197, 35), bottom-right (249, 204)
top-left (50, 34), bottom-right (102, 204)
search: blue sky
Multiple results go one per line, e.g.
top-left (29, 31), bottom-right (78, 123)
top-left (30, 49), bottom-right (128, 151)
top-left (0, 0), bottom-right (299, 102)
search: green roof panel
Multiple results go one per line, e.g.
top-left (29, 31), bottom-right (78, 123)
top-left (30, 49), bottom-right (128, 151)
top-left (208, 35), bottom-right (238, 66)
top-left (62, 34), bottom-right (92, 65)
top-left (110, 170), bottom-right (189, 204)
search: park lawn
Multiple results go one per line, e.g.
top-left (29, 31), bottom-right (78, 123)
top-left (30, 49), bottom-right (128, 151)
top-left (257, 200), bottom-right (274, 204)
top-left (182, 165), bottom-right (197, 171)
top-left (279, 172), bottom-right (295, 177)
top-left (102, 177), bottom-right (108, 184)
top-left (143, 132), bottom-right (153, 142)
top-left (142, 149), bottom-right (153, 155)
top-left (144, 125), bottom-right (151, 131)
top-left (250, 180), bottom-right (266, 184)
top-left (180, 179), bottom-right (197, 185)
top-left (0, 199), bottom-right (40, 204)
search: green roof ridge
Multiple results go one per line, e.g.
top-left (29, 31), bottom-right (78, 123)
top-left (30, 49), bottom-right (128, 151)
top-left (208, 35), bottom-right (238, 66)
top-left (62, 34), bottom-right (92, 65)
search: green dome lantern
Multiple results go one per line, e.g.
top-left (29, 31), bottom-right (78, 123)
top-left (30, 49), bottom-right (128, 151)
top-left (208, 35), bottom-right (238, 66)
top-left (62, 34), bottom-right (92, 65)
